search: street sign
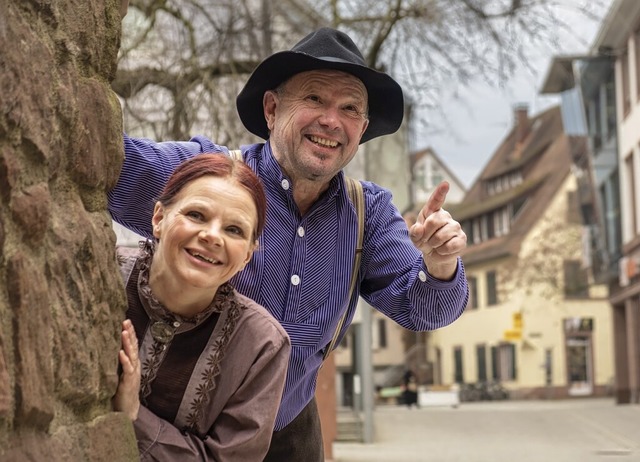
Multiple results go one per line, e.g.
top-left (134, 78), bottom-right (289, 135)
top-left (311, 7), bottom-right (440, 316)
top-left (503, 329), bottom-right (522, 341)
top-left (513, 312), bottom-right (523, 330)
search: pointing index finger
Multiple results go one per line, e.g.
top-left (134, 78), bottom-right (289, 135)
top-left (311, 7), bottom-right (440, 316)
top-left (419, 181), bottom-right (449, 223)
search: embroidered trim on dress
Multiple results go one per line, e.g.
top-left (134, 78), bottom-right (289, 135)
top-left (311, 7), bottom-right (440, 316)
top-left (135, 239), bottom-right (246, 434)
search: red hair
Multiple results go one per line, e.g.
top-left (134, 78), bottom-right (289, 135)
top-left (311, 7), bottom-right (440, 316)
top-left (158, 153), bottom-right (266, 239)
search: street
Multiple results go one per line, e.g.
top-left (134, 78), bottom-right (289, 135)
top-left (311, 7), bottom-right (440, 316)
top-left (333, 399), bottom-right (640, 462)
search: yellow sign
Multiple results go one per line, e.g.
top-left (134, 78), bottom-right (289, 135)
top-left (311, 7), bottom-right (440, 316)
top-left (513, 312), bottom-right (523, 330)
top-left (503, 329), bottom-right (522, 341)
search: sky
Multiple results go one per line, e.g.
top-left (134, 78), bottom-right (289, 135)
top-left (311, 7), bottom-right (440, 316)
top-left (419, 3), bottom-right (611, 189)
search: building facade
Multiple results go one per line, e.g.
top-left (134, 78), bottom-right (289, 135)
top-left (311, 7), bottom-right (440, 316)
top-left (428, 105), bottom-right (615, 399)
top-left (542, 0), bottom-right (640, 405)
top-left (599, 0), bottom-right (640, 405)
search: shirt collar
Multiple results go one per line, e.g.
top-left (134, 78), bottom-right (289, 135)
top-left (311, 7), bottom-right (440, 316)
top-left (259, 142), bottom-right (347, 204)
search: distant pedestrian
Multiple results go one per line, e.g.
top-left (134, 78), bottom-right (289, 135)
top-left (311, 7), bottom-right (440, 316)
top-left (402, 369), bottom-right (419, 409)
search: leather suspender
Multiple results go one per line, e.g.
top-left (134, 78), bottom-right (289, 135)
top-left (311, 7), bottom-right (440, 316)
top-left (323, 176), bottom-right (364, 360)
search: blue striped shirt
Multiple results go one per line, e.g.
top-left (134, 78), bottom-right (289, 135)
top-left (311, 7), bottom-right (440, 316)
top-left (108, 134), bottom-right (469, 430)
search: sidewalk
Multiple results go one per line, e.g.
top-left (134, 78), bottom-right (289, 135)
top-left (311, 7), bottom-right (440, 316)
top-left (332, 399), bottom-right (640, 462)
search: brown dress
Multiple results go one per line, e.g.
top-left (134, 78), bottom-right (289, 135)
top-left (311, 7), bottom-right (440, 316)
top-left (118, 246), bottom-right (290, 461)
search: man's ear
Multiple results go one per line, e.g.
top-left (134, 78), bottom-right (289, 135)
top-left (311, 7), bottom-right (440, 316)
top-left (263, 91), bottom-right (277, 131)
top-left (151, 202), bottom-right (164, 239)
top-left (359, 117), bottom-right (370, 140)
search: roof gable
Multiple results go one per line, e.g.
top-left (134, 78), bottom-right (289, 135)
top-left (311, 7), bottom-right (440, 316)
top-left (456, 105), bottom-right (587, 265)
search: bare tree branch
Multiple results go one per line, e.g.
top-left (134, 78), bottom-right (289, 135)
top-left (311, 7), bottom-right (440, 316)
top-left (115, 0), bottom-right (607, 144)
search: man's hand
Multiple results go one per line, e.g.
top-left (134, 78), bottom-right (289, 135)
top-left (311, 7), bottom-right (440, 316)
top-left (409, 181), bottom-right (467, 280)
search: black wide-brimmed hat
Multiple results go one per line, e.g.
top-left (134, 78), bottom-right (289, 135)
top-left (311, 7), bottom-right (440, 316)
top-left (236, 27), bottom-right (404, 144)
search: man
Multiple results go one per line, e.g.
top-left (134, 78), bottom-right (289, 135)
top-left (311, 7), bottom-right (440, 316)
top-left (109, 27), bottom-right (468, 461)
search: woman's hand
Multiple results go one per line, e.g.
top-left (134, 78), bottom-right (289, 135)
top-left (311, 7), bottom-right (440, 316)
top-left (112, 319), bottom-right (141, 421)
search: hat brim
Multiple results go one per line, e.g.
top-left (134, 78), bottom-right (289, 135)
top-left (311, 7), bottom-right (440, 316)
top-left (236, 51), bottom-right (404, 144)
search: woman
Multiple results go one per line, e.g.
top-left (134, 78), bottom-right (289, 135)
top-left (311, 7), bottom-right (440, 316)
top-left (112, 153), bottom-right (290, 461)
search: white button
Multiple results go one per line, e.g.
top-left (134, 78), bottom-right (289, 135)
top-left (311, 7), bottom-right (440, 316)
top-left (418, 271), bottom-right (427, 282)
top-left (297, 227), bottom-right (305, 237)
top-left (291, 275), bottom-right (300, 286)
top-left (173, 321), bottom-right (181, 328)
top-left (281, 179), bottom-right (290, 190)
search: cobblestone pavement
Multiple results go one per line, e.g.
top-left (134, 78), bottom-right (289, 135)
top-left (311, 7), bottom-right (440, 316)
top-left (332, 399), bottom-right (640, 462)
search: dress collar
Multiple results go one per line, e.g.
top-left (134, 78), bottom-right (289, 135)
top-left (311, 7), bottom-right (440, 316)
top-left (135, 240), bottom-right (234, 329)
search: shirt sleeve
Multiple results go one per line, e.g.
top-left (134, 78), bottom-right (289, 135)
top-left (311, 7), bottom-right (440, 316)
top-left (133, 333), bottom-right (291, 461)
top-left (108, 134), bottom-right (224, 238)
top-left (358, 182), bottom-right (469, 331)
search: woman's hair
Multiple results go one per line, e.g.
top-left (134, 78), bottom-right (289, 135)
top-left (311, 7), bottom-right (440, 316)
top-left (158, 153), bottom-right (267, 239)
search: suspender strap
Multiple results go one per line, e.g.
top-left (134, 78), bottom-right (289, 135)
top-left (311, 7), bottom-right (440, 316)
top-left (323, 176), bottom-right (364, 360)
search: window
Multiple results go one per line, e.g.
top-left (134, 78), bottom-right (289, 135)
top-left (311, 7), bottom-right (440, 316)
top-left (605, 80), bottom-right (616, 141)
top-left (371, 318), bottom-right (387, 349)
top-left (486, 211), bottom-right (495, 239)
top-left (588, 90), bottom-right (602, 150)
top-left (487, 182), bottom-right (495, 195)
top-left (431, 166), bottom-right (443, 188)
top-left (467, 276), bottom-right (478, 310)
top-left (480, 216), bottom-right (488, 241)
top-left (462, 220), bottom-right (475, 246)
top-left (603, 169), bottom-right (622, 258)
top-left (454, 347), bottom-right (464, 384)
top-left (476, 345), bottom-right (487, 382)
top-left (494, 207), bottom-right (510, 237)
top-left (635, 27), bottom-right (640, 101)
top-left (473, 219), bottom-right (482, 244)
top-left (563, 260), bottom-right (589, 298)
top-left (414, 161), bottom-right (426, 188)
top-left (486, 270), bottom-right (498, 306)
top-left (510, 172), bottom-right (522, 188)
top-left (377, 318), bottom-right (387, 348)
top-left (491, 344), bottom-right (517, 381)
top-left (625, 152), bottom-right (637, 237)
top-left (544, 348), bottom-right (553, 386)
top-left (566, 191), bottom-right (582, 225)
top-left (339, 327), bottom-right (350, 348)
top-left (621, 48), bottom-right (631, 116)
top-left (512, 196), bottom-right (527, 219)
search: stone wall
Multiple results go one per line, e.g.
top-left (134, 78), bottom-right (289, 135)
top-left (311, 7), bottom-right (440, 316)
top-left (0, 1), bottom-right (138, 460)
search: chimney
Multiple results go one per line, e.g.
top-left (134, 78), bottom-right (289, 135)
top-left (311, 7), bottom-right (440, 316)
top-left (514, 103), bottom-right (529, 144)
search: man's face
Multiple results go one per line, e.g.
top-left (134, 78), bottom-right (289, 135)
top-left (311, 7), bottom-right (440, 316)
top-left (264, 70), bottom-right (369, 185)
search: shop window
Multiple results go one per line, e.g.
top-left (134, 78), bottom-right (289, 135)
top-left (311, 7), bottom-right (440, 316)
top-left (491, 344), bottom-right (517, 381)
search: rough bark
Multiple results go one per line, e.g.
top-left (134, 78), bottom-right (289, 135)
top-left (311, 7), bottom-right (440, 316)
top-left (0, 1), bottom-right (138, 460)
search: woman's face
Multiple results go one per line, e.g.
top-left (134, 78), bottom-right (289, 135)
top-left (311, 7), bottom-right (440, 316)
top-left (151, 175), bottom-right (258, 291)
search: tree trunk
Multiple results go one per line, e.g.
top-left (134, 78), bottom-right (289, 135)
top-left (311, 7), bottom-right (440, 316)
top-left (0, 1), bottom-right (137, 460)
